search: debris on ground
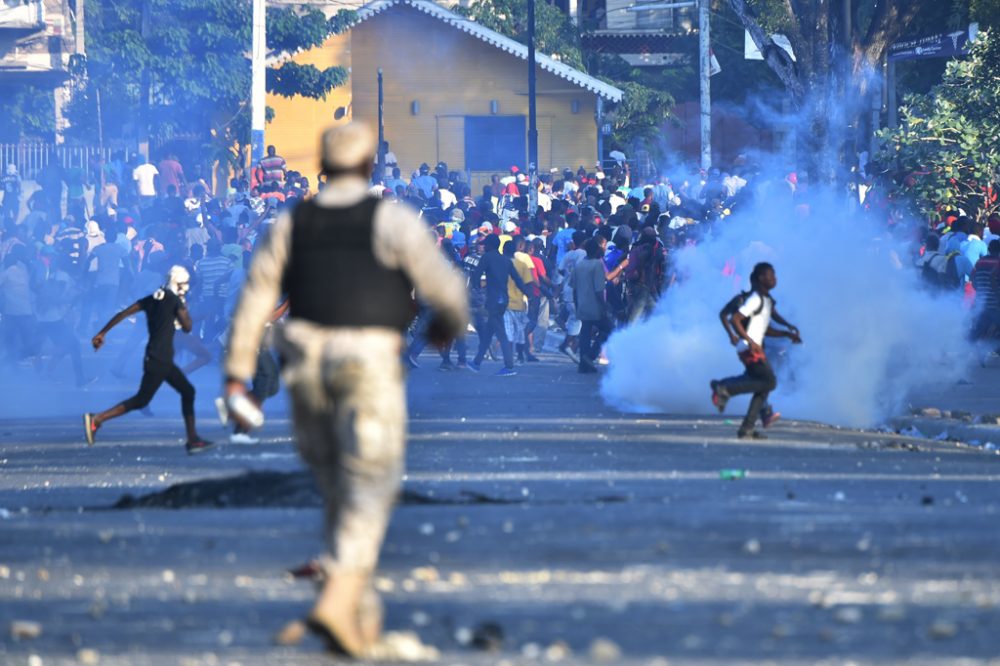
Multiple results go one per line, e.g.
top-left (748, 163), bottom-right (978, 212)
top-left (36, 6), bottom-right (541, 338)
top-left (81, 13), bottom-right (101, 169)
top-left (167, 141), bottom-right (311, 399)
top-left (470, 621), bottom-right (504, 652)
top-left (365, 631), bottom-right (440, 661)
top-left (10, 620), bottom-right (42, 640)
top-left (928, 620), bottom-right (958, 640)
top-left (833, 607), bottom-right (862, 625)
top-left (588, 637), bottom-right (622, 662)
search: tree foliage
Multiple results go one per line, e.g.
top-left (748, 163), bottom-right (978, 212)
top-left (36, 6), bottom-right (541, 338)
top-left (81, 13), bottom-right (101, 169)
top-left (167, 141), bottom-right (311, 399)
top-left (724, 0), bottom-right (929, 181)
top-left (876, 30), bottom-right (1000, 222)
top-left (452, 0), bottom-right (585, 70)
top-left (0, 86), bottom-right (55, 142)
top-left (592, 56), bottom-right (680, 156)
top-left (66, 0), bottom-right (353, 162)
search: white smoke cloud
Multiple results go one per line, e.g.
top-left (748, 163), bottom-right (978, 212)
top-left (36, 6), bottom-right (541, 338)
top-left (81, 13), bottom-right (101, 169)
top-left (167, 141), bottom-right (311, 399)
top-left (601, 189), bottom-right (972, 428)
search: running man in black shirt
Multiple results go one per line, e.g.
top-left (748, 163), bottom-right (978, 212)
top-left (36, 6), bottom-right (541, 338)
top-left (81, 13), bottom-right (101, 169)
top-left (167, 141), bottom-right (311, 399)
top-left (83, 266), bottom-right (213, 454)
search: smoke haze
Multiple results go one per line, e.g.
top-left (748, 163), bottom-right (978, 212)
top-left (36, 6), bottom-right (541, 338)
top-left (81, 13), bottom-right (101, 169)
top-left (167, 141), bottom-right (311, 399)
top-left (601, 189), bottom-right (972, 428)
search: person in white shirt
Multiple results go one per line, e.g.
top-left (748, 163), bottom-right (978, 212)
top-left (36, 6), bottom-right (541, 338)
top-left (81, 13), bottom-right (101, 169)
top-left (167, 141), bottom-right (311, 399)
top-left (436, 178), bottom-right (457, 210)
top-left (536, 182), bottom-right (552, 212)
top-left (710, 262), bottom-right (802, 440)
top-left (133, 158), bottom-right (159, 204)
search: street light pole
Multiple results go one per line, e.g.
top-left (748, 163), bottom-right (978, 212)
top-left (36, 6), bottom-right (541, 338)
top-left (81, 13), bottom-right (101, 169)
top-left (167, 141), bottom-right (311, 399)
top-left (527, 0), bottom-right (538, 212)
top-left (377, 68), bottom-right (386, 183)
top-left (627, 0), bottom-right (711, 169)
top-left (698, 0), bottom-right (711, 170)
top-left (251, 0), bottom-right (266, 168)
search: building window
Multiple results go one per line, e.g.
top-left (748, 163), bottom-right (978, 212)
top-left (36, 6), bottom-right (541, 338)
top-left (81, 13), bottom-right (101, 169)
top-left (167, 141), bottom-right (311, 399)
top-left (464, 116), bottom-right (526, 172)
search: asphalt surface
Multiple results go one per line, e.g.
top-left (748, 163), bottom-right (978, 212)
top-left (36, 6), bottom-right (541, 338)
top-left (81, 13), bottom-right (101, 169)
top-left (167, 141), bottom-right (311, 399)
top-left (2, 346), bottom-right (1000, 665)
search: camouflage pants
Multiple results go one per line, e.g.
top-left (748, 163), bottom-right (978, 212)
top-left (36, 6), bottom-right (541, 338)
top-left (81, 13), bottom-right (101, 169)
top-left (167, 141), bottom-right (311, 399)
top-left (275, 320), bottom-right (407, 573)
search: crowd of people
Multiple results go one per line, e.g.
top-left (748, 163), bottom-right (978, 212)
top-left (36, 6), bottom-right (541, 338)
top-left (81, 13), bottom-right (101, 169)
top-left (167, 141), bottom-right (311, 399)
top-left (2, 141), bottom-right (1000, 440)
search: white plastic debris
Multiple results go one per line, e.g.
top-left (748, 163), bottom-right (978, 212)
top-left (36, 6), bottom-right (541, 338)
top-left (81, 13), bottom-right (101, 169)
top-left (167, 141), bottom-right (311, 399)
top-left (10, 620), bottom-right (42, 640)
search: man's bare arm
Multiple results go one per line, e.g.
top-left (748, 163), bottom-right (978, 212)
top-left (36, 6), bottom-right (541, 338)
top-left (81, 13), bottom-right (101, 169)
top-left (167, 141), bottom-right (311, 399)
top-left (93, 302), bottom-right (143, 350)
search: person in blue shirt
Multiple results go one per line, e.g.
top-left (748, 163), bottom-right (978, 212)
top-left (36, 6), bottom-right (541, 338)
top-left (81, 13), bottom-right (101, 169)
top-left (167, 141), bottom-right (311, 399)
top-left (412, 163), bottom-right (437, 199)
top-left (385, 167), bottom-right (408, 196)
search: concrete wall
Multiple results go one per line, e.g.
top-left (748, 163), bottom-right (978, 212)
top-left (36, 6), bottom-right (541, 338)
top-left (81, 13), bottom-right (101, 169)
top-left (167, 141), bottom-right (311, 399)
top-left (267, 4), bottom-right (602, 183)
top-left (265, 30), bottom-right (354, 181)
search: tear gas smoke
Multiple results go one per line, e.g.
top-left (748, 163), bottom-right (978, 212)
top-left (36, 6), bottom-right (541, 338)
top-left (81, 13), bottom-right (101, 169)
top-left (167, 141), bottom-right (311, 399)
top-left (601, 190), bottom-right (971, 428)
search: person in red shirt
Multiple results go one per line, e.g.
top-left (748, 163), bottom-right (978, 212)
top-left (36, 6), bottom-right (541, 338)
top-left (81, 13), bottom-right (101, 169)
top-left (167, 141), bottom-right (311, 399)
top-left (258, 145), bottom-right (287, 184)
top-left (525, 237), bottom-right (552, 358)
top-left (971, 240), bottom-right (1000, 348)
top-left (157, 154), bottom-right (186, 197)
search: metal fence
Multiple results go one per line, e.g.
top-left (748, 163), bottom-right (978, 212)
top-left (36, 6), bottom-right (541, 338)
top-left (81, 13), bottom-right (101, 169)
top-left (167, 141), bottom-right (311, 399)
top-left (0, 144), bottom-right (113, 182)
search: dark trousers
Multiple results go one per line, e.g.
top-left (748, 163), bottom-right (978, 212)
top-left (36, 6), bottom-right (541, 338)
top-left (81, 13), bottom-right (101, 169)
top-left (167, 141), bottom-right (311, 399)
top-left (578, 316), bottom-right (611, 369)
top-left (121, 357), bottom-right (196, 417)
top-left (526, 297), bottom-right (541, 335)
top-left (474, 306), bottom-right (513, 368)
top-left (971, 308), bottom-right (1000, 342)
top-left (251, 347), bottom-right (281, 403)
top-left (718, 354), bottom-right (777, 433)
top-left (444, 309), bottom-right (486, 364)
top-left (627, 285), bottom-right (659, 323)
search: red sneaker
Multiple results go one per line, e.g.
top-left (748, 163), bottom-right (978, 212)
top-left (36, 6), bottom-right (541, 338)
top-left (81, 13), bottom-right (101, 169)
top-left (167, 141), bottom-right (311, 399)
top-left (185, 439), bottom-right (216, 455)
top-left (710, 381), bottom-right (729, 413)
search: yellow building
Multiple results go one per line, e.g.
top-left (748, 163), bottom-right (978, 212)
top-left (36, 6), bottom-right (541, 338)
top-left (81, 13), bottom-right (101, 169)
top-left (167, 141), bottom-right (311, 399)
top-left (266, 0), bottom-right (622, 187)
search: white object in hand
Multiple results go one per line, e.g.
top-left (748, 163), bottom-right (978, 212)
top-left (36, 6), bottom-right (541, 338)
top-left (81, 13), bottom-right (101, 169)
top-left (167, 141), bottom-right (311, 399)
top-left (215, 394), bottom-right (265, 430)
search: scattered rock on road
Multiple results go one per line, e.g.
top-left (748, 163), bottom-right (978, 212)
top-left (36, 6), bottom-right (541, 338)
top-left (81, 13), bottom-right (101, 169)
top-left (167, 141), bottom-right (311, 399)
top-left (544, 640), bottom-right (572, 661)
top-left (589, 637), bottom-right (622, 662)
top-left (77, 648), bottom-right (100, 664)
top-left (274, 619), bottom-right (307, 646)
top-left (928, 620), bottom-right (958, 639)
top-left (10, 620), bottom-right (42, 640)
top-left (470, 621), bottom-right (504, 652)
top-left (833, 607), bottom-right (862, 625)
top-left (366, 631), bottom-right (440, 662)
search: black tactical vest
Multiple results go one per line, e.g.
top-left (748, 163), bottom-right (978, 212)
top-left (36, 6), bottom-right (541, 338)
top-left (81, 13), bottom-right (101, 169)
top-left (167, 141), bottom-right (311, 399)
top-left (283, 197), bottom-right (414, 330)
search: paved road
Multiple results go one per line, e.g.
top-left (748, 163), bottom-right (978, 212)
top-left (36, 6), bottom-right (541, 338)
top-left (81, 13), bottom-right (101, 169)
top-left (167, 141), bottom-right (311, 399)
top-left (2, 349), bottom-right (1000, 665)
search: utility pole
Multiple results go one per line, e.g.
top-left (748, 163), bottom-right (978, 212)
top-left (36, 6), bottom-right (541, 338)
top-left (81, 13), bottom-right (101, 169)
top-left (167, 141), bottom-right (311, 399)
top-left (628, 0), bottom-right (710, 168)
top-left (138, 0), bottom-right (151, 160)
top-left (527, 0), bottom-right (538, 212)
top-left (251, 0), bottom-right (267, 169)
top-left (595, 97), bottom-right (604, 168)
top-left (377, 68), bottom-right (386, 183)
top-left (698, 0), bottom-right (711, 170)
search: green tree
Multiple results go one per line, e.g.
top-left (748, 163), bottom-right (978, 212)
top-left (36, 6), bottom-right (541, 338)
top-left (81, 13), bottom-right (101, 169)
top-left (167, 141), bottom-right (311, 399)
top-left (876, 29), bottom-right (1000, 223)
top-left (66, 0), bottom-right (353, 171)
top-left (452, 0), bottom-right (586, 70)
top-left (592, 59), bottom-right (681, 156)
top-left (724, 0), bottom-right (931, 181)
top-left (0, 86), bottom-right (55, 142)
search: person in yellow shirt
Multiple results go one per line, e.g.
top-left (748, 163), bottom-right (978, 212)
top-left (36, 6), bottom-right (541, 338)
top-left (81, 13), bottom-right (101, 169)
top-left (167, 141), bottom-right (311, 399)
top-left (504, 237), bottom-right (536, 364)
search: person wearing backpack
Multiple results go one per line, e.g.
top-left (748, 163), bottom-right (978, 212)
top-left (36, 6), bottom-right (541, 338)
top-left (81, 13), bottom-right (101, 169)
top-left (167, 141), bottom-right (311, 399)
top-left (718, 271), bottom-right (793, 430)
top-left (710, 262), bottom-right (802, 439)
top-left (624, 227), bottom-right (666, 322)
top-left (918, 234), bottom-right (962, 290)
